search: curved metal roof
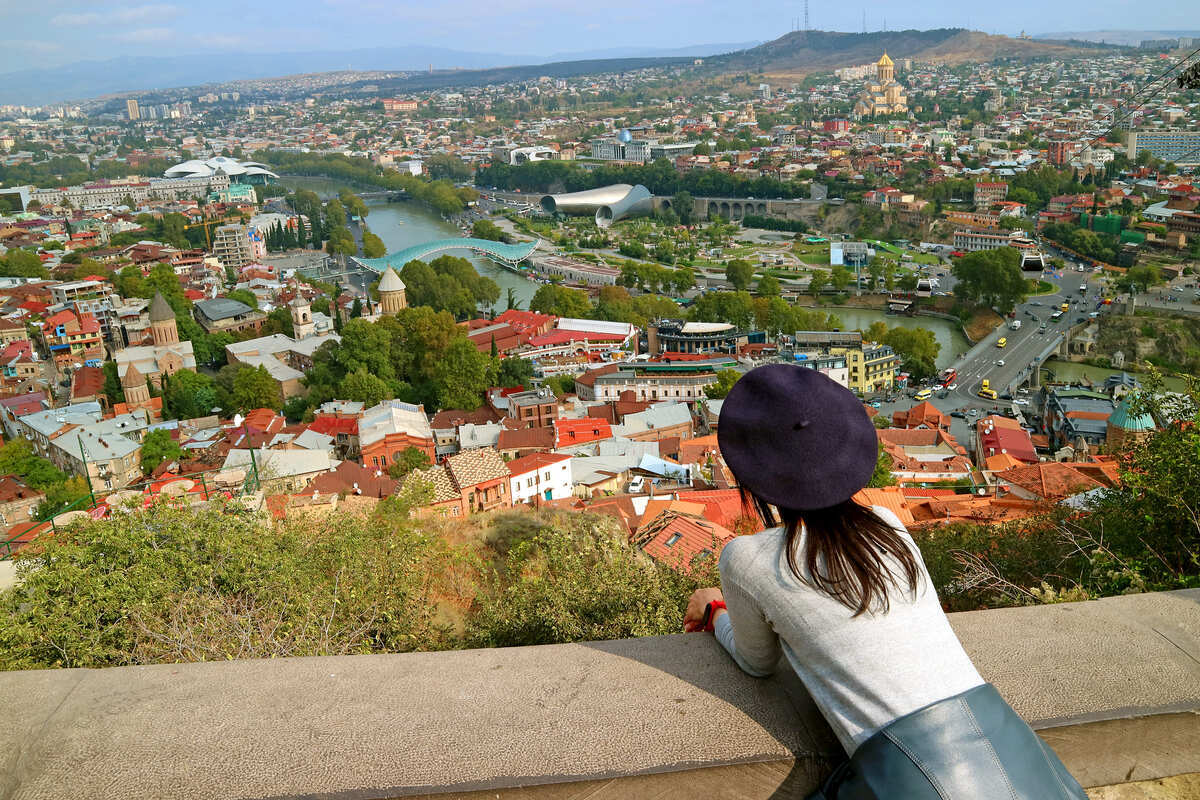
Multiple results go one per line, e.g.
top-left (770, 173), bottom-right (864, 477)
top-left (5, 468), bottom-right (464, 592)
top-left (164, 156), bottom-right (279, 180)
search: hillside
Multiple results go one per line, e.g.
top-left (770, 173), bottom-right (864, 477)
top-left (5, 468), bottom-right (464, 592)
top-left (705, 28), bottom-right (1113, 77)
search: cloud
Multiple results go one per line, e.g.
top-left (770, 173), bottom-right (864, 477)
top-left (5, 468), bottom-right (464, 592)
top-left (110, 26), bottom-right (174, 43)
top-left (0, 39), bottom-right (61, 54)
top-left (51, 4), bottom-right (181, 26)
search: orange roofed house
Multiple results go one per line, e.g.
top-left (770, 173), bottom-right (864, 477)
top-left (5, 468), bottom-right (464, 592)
top-left (402, 447), bottom-right (513, 517)
top-left (40, 309), bottom-right (103, 368)
top-left (358, 400), bottom-right (436, 470)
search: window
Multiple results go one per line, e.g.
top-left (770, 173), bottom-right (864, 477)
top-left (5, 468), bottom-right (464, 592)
top-left (665, 533), bottom-right (682, 547)
top-left (526, 477), bottom-right (534, 488)
top-left (544, 471), bottom-right (550, 481)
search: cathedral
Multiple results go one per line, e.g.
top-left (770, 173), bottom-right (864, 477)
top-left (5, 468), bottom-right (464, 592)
top-left (853, 53), bottom-right (908, 118)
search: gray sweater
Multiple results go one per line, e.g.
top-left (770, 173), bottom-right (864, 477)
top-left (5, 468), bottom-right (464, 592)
top-left (713, 505), bottom-right (985, 754)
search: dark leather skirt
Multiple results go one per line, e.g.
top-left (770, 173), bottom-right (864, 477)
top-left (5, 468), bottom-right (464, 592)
top-left (808, 683), bottom-right (1087, 799)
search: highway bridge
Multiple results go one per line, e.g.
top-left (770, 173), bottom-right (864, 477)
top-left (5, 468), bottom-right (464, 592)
top-left (352, 237), bottom-right (540, 275)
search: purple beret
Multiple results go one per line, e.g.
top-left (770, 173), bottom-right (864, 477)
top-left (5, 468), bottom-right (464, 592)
top-left (717, 363), bottom-right (879, 510)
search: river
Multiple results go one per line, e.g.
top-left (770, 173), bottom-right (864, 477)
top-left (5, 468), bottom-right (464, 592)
top-left (280, 176), bottom-right (539, 307)
top-left (798, 305), bottom-right (969, 370)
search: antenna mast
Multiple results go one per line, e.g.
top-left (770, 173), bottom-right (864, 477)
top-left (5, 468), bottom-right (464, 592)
top-left (804, 0), bottom-right (809, 33)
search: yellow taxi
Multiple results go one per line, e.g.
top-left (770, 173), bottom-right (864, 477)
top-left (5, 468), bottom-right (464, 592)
top-left (997, 337), bottom-right (1007, 348)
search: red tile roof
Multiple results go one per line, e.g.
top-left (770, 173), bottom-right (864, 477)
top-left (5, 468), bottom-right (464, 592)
top-left (996, 462), bottom-right (1107, 501)
top-left (307, 415), bottom-right (358, 437)
top-left (527, 329), bottom-right (628, 347)
top-left (506, 451), bottom-right (572, 478)
top-left (554, 417), bottom-right (612, 448)
top-left (635, 510), bottom-right (737, 571)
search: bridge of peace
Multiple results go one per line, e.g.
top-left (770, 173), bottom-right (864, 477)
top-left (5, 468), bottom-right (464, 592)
top-left (1, 589), bottom-right (1197, 798)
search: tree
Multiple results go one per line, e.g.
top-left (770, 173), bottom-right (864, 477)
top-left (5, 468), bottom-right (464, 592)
top-left (530, 284), bottom-right (591, 318)
top-left (688, 290), bottom-right (755, 330)
top-left (225, 289), bottom-right (258, 309)
top-left (0, 249), bottom-right (49, 279)
top-left (498, 357), bottom-right (534, 388)
top-left (340, 367), bottom-right (393, 407)
top-left (162, 369), bottom-right (217, 420)
top-left (880, 326), bottom-right (940, 380)
top-left (231, 365), bottom-right (281, 411)
top-left (672, 191), bottom-right (695, 225)
top-left (140, 429), bottom-right (184, 474)
top-left (808, 270), bottom-right (829, 298)
top-left (704, 369), bottom-right (741, 399)
top-left (1117, 264), bottom-right (1161, 296)
top-left (829, 265), bottom-right (852, 291)
top-left (386, 447), bottom-right (432, 479)
top-left (725, 258), bottom-right (754, 291)
top-left (36, 477), bottom-right (90, 521)
top-left (102, 361), bottom-right (125, 406)
top-left (951, 248), bottom-right (1027, 312)
top-left (362, 231), bottom-right (387, 258)
top-left (756, 274), bottom-right (781, 297)
top-left (898, 272), bottom-right (919, 292)
top-left (0, 437), bottom-right (68, 490)
top-left (324, 198), bottom-right (347, 228)
top-left (505, 286), bottom-right (521, 311)
top-left (472, 219), bottom-right (506, 242)
top-left (432, 337), bottom-right (497, 411)
top-left (867, 446), bottom-right (896, 488)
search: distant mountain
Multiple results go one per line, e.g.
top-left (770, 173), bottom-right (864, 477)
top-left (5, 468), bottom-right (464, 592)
top-left (705, 28), bottom-right (1115, 75)
top-left (358, 56), bottom-right (695, 95)
top-left (545, 42), bottom-right (760, 61)
top-left (0, 47), bottom-right (546, 106)
top-left (0, 41), bottom-right (760, 106)
top-left (1034, 30), bottom-right (1200, 47)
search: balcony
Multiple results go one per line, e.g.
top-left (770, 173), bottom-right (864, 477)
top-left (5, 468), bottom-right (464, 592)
top-left (1, 590), bottom-right (1197, 798)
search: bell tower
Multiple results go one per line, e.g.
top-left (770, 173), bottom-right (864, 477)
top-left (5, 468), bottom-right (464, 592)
top-left (290, 295), bottom-right (314, 339)
top-left (148, 291), bottom-right (178, 346)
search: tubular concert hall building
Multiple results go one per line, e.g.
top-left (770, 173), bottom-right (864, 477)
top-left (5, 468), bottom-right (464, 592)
top-left (539, 184), bottom-right (652, 228)
top-left (164, 156), bottom-right (279, 185)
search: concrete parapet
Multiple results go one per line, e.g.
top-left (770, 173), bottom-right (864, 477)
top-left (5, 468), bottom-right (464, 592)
top-left (1, 590), bottom-right (1198, 799)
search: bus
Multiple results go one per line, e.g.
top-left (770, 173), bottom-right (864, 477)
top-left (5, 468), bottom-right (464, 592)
top-left (938, 367), bottom-right (957, 386)
top-left (978, 379), bottom-right (998, 401)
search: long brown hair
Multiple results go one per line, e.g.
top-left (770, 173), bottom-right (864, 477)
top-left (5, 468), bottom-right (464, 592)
top-left (743, 490), bottom-right (920, 616)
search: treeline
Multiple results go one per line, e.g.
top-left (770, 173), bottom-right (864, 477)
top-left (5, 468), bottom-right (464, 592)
top-left (0, 156), bottom-right (173, 190)
top-left (475, 158), bottom-right (813, 200)
top-left (528, 283), bottom-right (842, 336)
top-left (399, 255), bottom-right (500, 318)
top-left (257, 151), bottom-right (477, 215)
top-left (1041, 222), bottom-right (1121, 266)
top-left (741, 214), bottom-right (809, 233)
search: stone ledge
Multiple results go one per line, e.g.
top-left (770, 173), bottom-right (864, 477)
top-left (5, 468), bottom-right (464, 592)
top-left (0, 590), bottom-right (1198, 800)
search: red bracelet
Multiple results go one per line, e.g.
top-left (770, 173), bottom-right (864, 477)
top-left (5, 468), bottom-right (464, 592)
top-left (703, 600), bottom-right (727, 633)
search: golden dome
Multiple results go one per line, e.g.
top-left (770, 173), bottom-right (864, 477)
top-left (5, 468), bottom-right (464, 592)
top-left (878, 52), bottom-right (894, 67)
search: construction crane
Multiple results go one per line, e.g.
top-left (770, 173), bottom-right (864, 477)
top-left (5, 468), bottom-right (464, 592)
top-left (183, 218), bottom-right (227, 248)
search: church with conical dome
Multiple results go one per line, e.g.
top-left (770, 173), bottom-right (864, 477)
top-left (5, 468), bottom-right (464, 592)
top-left (853, 53), bottom-right (908, 118)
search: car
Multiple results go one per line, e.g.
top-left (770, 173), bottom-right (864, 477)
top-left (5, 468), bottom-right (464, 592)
top-left (869, 400), bottom-right (882, 408)
top-left (967, 408), bottom-right (979, 417)
top-left (950, 410), bottom-right (967, 419)
top-left (1030, 301), bottom-right (1043, 306)
top-left (995, 359), bottom-right (1006, 366)
top-left (996, 337), bottom-right (1007, 348)
top-left (945, 382), bottom-right (958, 391)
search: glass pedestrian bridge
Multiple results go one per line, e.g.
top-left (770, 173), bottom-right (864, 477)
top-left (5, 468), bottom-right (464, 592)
top-left (353, 237), bottom-right (539, 273)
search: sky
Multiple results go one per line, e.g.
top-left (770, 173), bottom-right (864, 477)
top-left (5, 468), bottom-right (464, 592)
top-left (1, 0), bottom-right (1197, 75)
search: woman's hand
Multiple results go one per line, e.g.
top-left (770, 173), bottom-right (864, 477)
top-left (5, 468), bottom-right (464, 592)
top-left (684, 587), bottom-right (725, 632)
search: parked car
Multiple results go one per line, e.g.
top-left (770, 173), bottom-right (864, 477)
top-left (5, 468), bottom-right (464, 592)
top-left (950, 411), bottom-right (967, 419)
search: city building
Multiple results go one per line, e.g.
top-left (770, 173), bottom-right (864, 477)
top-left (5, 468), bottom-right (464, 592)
top-left (126, 99), bottom-right (140, 121)
top-left (402, 447), bottom-right (513, 517)
top-left (575, 358), bottom-right (736, 403)
top-left (113, 292), bottom-right (196, 389)
top-left (853, 53), bottom-right (908, 117)
top-left (1126, 130), bottom-right (1200, 167)
top-left (507, 451), bottom-right (573, 504)
top-left (0, 474), bottom-right (42, 528)
top-left (193, 297), bottom-right (267, 336)
top-left (975, 415), bottom-right (1038, 467)
top-left (1039, 387), bottom-right (1114, 450)
top-left (226, 330), bottom-right (341, 403)
top-left (504, 387), bottom-right (559, 429)
top-left (211, 224), bottom-right (263, 271)
top-left (359, 400), bottom-right (436, 469)
top-left (40, 309), bottom-right (103, 368)
top-left (1105, 395), bottom-right (1156, 451)
top-left (647, 320), bottom-right (764, 356)
top-left (973, 181), bottom-right (1009, 210)
top-left (377, 267), bottom-right (407, 315)
top-left (792, 331), bottom-right (897, 394)
top-left (163, 156), bottom-right (279, 184)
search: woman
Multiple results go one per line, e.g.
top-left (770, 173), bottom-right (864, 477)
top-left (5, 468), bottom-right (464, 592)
top-left (684, 364), bottom-right (1086, 800)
